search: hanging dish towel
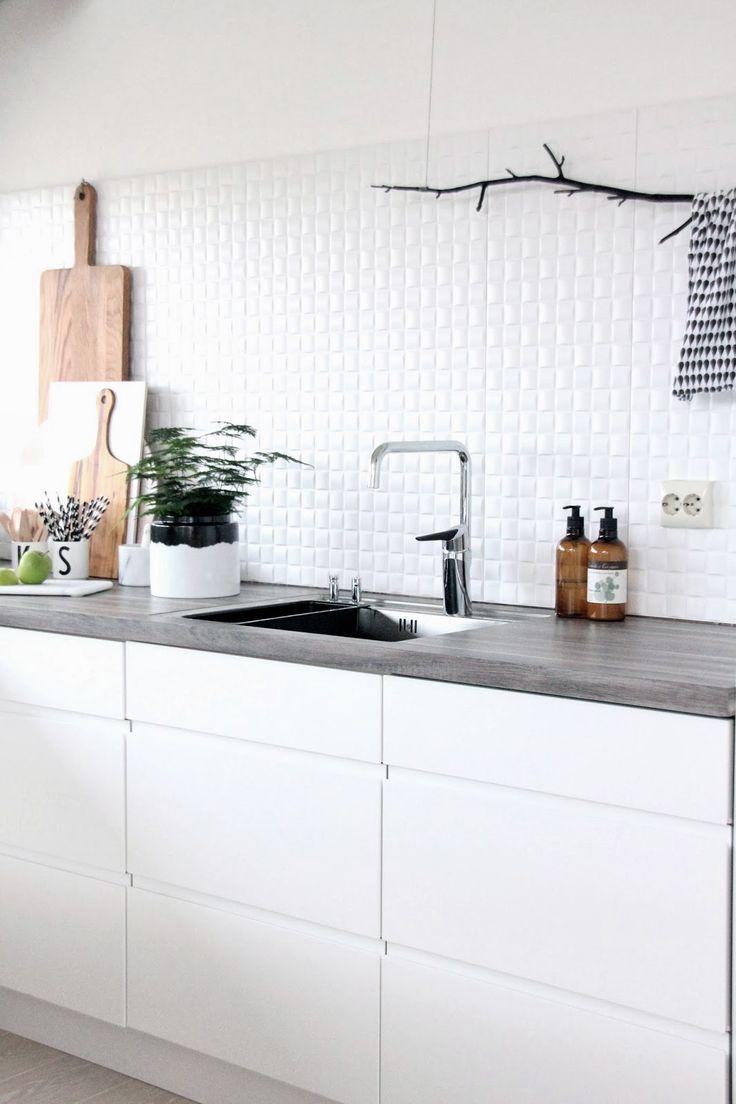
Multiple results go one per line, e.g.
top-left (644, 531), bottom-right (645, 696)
top-left (673, 187), bottom-right (736, 401)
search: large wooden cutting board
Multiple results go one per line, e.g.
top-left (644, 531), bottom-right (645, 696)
top-left (68, 388), bottom-right (130, 579)
top-left (39, 181), bottom-right (131, 421)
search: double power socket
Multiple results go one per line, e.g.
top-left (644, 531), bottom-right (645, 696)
top-left (660, 480), bottom-right (714, 529)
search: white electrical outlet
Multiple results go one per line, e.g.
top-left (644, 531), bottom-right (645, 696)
top-left (660, 480), bottom-right (715, 528)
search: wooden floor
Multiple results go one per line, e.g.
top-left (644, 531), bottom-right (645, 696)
top-left (0, 1031), bottom-right (194, 1103)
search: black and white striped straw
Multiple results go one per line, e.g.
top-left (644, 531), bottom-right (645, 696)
top-left (35, 495), bottom-right (110, 542)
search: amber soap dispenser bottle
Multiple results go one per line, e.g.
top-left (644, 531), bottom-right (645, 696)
top-left (555, 505), bottom-right (590, 618)
top-left (587, 506), bottom-right (627, 622)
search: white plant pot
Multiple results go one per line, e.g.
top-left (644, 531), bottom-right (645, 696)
top-left (149, 515), bottom-right (240, 599)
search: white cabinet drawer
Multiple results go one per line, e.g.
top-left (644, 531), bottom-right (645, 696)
top-left (0, 628), bottom-right (124, 719)
top-left (0, 854), bottom-right (125, 1025)
top-left (383, 773), bottom-right (730, 1031)
top-left (381, 956), bottom-right (728, 1104)
top-left (0, 707), bottom-right (126, 872)
top-left (127, 888), bottom-right (380, 1104)
top-left (128, 723), bottom-right (382, 936)
top-left (126, 642), bottom-right (381, 762)
top-left (384, 676), bottom-right (733, 822)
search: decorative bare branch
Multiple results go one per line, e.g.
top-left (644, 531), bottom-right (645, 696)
top-left (372, 143), bottom-right (695, 243)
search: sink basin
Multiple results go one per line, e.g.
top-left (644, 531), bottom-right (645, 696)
top-left (185, 600), bottom-right (352, 625)
top-left (185, 600), bottom-right (494, 642)
top-left (249, 605), bottom-right (488, 642)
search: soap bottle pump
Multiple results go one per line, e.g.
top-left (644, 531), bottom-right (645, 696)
top-left (587, 506), bottom-right (627, 622)
top-left (555, 505), bottom-right (590, 618)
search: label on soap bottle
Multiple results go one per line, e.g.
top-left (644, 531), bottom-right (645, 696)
top-left (587, 563), bottom-right (627, 604)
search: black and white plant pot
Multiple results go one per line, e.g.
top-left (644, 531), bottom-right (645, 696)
top-left (149, 515), bottom-right (240, 599)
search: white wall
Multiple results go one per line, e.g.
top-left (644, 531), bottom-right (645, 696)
top-left (0, 0), bottom-right (433, 192)
top-left (3, 96), bottom-right (736, 621)
top-left (2, 0), bottom-right (736, 193)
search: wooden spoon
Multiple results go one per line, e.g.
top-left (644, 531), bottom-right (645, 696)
top-left (19, 510), bottom-right (34, 542)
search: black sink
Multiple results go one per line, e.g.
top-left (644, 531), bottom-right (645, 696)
top-left (185, 600), bottom-right (351, 625)
top-left (252, 606), bottom-right (417, 642)
top-left (184, 600), bottom-right (490, 641)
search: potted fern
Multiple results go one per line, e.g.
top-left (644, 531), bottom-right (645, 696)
top-left (127, 423), bottom-right (301, 599)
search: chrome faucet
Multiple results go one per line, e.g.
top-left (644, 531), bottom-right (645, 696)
top-left (369, 440), bottom-right (472, 617)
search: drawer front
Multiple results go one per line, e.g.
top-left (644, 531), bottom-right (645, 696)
top-left (0, 628), bottom-right (124, 719)
top-left (384, 676), bottom-right (733, 822)
top-left (0, 854), bottom-right (125, 1025)
top-left (126, 642), bottom-right (381, 762)
top-left (127, 888), bottom-right (380, 1104)
top-left (128, 723), bottom-right (382, 936)
top-left (381, 956), bottom-right (728, 1104)
top-left (383, 773), bottom-right (730, 1031)
top-left (0, 707), bottom-right (126, 871)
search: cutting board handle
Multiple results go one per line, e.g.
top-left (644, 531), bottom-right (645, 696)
top-left (74, 181), bottom-right (97, 266)
top-left (95, 387), bottom-right (116, 455)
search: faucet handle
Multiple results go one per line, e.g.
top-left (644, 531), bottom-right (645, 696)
top-left (416, 526), bottom-right (460, 542)
top-left (327, 573), bottom-right (340, 602)
top-left (416, 525), bottom-right (467, 552)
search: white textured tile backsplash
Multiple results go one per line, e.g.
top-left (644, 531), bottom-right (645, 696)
top-left (2, 95), bottom-right (736, 621)
top-left (482, 111), bottom-right (637, 608)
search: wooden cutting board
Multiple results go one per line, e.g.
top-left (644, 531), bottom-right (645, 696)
top-left (39, 181), bottom-right (131, 421)
top-left (49, 380), bottom-right (147, 545)
top-left (68, 389), bottom-right (130, 579)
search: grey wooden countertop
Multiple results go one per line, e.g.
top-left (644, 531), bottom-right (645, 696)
top-left (0, 582), bottom-right (734, 717)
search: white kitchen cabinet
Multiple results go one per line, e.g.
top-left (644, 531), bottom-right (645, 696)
top-left (383, 770), bottom-right (730, 1031)
top-left (0, 853), bottom-right (125, 1025)
top-left (127, 722), bottom-right (382, 936)
top-left (127, 887), bottom-right (380, 1104)
top-left (0, 623), bottom-right (731, 1104)
top-left (0, 704), bottom-right (126, 872)
top-left (0, 628), bottom-right (125, 719)
top-left (381, 956), bottom-right (729, 1104)
top-left (0, 631), bottom-right (127, 1030)
top-left (126, 642), bottom-right (382, 762)
top-left (384, 676), bottom-right (732, 823)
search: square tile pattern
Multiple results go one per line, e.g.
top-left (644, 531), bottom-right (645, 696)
top-left (2, 95), bottom-right (736, 621)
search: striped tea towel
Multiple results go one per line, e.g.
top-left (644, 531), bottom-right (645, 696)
top-left (673, 188), bottom-right (736, 401)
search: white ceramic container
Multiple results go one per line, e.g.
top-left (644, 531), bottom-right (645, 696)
top-left (11, 540), bottom-right (49, 570)
top-left (48, 539), bottom-right (90, 580)
top-left (118, 544), bottom-right (151, 587)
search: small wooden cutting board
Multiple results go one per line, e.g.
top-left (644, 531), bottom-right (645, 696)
top-left (39, 181), bottom-right (130, 421)
top-left (68, 388), bottom-right (130, 579)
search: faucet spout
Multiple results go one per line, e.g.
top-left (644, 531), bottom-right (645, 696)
top-left (368, 441), bottom-right (392, 489)
top-left (368, 439), bottom-right (472, 617)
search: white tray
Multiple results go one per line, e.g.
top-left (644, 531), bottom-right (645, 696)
top-left (0, 580), bottom-right (114, 597)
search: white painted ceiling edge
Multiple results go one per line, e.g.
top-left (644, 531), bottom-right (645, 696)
top-left (2, 0), bottom-right (736, 193)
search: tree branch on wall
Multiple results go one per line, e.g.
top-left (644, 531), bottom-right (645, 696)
top-left (373, 144), bottom-right (695, 243)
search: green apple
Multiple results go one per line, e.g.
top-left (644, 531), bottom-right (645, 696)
top-left (0, 568), bottom-right (19, 586)
top-left (17, 550), bottom-right (51, 585)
